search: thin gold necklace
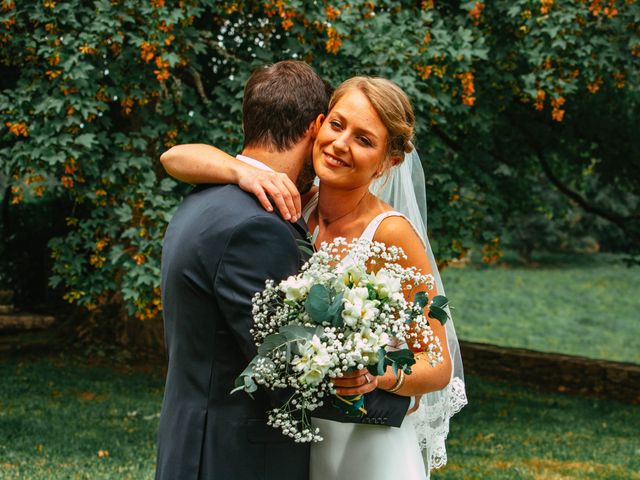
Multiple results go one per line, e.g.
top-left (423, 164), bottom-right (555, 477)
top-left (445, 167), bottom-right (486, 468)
top-left (317, 190), bottom-right (370, 226)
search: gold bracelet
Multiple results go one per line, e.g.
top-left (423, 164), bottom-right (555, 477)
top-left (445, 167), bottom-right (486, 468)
top-left (386, 369), bottom-right (405, 393)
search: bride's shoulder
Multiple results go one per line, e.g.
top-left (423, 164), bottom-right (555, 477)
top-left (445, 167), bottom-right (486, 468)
top-left (374, 214), bottom-right (428, 260)
top-left (375, 214), bottom-right (414, 238)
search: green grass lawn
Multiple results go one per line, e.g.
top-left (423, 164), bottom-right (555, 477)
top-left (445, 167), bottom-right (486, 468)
top-left (0, 356), bottom-right (163, 479)
top-left (1, 355), bottom-right (638, 479)
top-left (441, 253), bottom-right (640, 364)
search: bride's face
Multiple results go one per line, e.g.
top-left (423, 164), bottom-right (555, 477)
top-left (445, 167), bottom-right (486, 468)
top-left (312, 89), bottom-right (389, 190)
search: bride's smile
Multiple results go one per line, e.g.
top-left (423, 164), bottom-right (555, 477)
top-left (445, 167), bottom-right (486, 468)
top-left (320, 151), bottom-right (350, 168)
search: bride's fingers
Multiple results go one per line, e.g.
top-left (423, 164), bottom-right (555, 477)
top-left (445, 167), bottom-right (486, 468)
top-left (239, 171), bottom-right (292, 219)
top-left (249, 182), bottom-right (275, 214)
top-left (338, 368), bottom-right (369, 379)
top-left (265, 180), bottom-right (296, 221)
top-left (280, 176), bottom-right (301, 220)
top-left (332, 375), bottom-right (369, 388)
top-left (334, 376), bottom-right (378, 396)
top-left (267, 174), bottom-right (301, 222)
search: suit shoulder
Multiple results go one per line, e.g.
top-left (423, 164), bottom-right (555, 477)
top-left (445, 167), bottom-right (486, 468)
top-left (190, 184), bottom-right (264, 209)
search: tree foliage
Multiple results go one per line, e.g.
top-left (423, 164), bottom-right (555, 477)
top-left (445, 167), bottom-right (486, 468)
top-left (1, 0), bottom-right (638, 326)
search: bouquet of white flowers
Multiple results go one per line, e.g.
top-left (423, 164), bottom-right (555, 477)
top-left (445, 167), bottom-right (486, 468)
top-left (232, 237), bottom-right (449, 442)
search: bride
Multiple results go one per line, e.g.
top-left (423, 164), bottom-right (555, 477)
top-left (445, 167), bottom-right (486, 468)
top-left (161, 76), bottom-right (467, 479)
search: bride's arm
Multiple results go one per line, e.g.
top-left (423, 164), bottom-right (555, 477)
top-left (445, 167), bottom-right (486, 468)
top-left (160, 144), bottom-right (301, 221)
top-left (373, 216), bottom-right (453, 396)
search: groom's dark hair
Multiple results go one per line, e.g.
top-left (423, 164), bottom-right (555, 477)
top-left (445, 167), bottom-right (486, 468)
top-left (242, 60), bottom-right (330, 151)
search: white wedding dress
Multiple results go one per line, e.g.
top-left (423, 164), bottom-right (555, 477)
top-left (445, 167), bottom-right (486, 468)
top-left (303, 195), bottom-right (431, 480)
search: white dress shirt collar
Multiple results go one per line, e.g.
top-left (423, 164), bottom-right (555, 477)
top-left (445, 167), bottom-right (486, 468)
top-left (236, 154), bottom-right (274, 172)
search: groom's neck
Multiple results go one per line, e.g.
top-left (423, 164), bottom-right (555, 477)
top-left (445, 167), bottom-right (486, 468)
top-left (241, 144), bottom-right (306, 185)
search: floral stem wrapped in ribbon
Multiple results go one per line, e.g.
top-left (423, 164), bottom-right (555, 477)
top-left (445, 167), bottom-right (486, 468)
top-left (233, 237), bottom-right (448, 442)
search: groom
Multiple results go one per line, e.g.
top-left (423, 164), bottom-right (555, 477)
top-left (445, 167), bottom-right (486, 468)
top-left (155, 61), bottom-right (410, 480)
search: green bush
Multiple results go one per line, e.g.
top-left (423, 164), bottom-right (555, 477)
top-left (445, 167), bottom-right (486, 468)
top-left (1, 1), bottom-right (638, 327)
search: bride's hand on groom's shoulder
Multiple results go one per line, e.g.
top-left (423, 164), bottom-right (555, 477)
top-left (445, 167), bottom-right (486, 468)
top-left (238, 169), bottom-right (301, 222)
top-left (332, 369), bottom-right (378, 396)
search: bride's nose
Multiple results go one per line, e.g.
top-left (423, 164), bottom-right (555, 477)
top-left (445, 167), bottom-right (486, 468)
top-left (332, 132), bottom-right (349, 153)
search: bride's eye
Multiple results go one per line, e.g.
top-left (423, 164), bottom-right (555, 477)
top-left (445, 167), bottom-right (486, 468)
top-left (358, 136), bottom-right (372, 147)
top-left (329, 120), bottom-right (342, 130)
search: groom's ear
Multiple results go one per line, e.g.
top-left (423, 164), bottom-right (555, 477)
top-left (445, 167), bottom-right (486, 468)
top-left (311, 114), bottom-right (326, 139)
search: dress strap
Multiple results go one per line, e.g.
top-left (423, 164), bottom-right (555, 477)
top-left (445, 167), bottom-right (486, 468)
top-left (359, 211), bottom-right (406, 241)
top-left (302, 192), bottom-right (320, 222)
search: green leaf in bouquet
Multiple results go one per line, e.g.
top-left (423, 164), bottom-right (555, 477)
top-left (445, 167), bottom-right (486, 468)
top-left (367, 284), bottom-right (377, 300)
top-left (257, 333), bottom-right (288, 355)
top-left (295, 238), bottom-right (314, 257)
top-left (305, 285), bottom-right (343, 326)
top-left (310, 226), bottom-right (320, 246)
top-left (231, 361), bottom-right (257, 397)
top-left (428, 295), bottom-right (450, 325)
top-left (278, 325), bottom-right (316, 356)
top-left (279, 325), bottom-right (315, 341)
top-left (314, 325), bottom-right (325, 338)
top-left (431, 295), bottom-right (449, 309)
top-left (376, 347), bottom-right (386, 376)
top-left (414, 291), bottom-right (429, 309)
top-left (305, 284), bottom-right (332, 324)
top-left (328, 292), bottom-right (345, 328)
top-left (385, 349), bottom-right (416, 375)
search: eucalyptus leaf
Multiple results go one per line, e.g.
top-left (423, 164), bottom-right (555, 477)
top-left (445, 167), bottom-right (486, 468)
top-left (367, 284), bottom-right (377, 300)
top-left (431, 295), bottom-right (449, 309)
top-left (257, 333), bottom-right (287, 356)
top-left (279, 324), bottom-right (315, 341)
top-left (414, 291), bottom-right (429, 309)
top-left (310, 226), bottom-right (320, 246)
top-left (304, 284), bottom-right (332, 324)
top-left (428, 306), bottom-right (449, 325)
top-left (376, 347), bottom-right (386, 376)
top-left (328, 292), bottom-right (345, 328)
top-left (387, 349), bottom-right (415, 376)
top-left (231, 361), bottom-right (257, 395)
top-left (295, 238), bottom-right (314, 257)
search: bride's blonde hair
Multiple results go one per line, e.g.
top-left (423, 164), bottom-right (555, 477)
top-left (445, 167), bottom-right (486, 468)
top-left (328, 76), bottom-right (415, 165)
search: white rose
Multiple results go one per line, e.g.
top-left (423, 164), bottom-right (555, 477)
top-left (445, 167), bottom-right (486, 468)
top-left (372, 270), bottom-right (402, 299)
top-left (279, 276), bottom-right (313, 301)
top-left (342, 287), bottom-right (379, 328)
top-left (292, 335), bottom-right (333, 386)
top-left (341, 262), bottom-right (367, 287)
top-left (342, 298), bottom-right (362, 328)
top-left (299, 367), bottom-right (325, 386)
